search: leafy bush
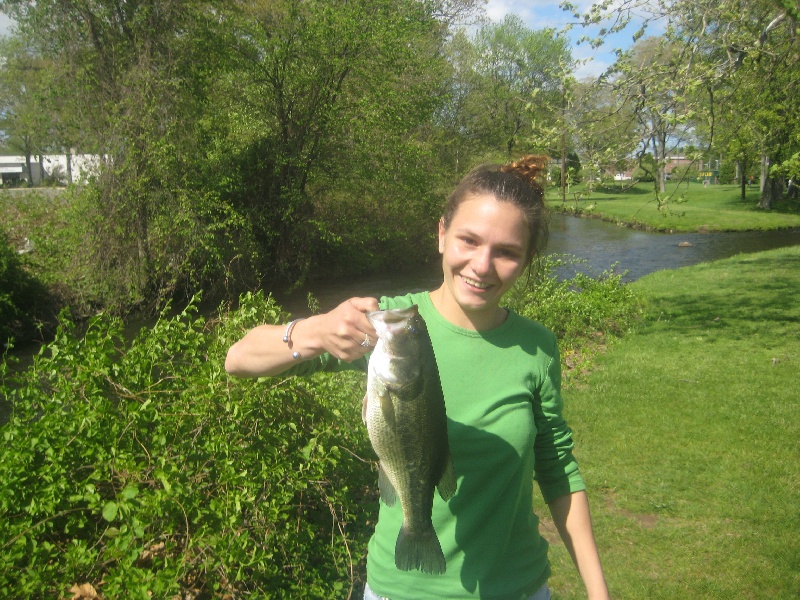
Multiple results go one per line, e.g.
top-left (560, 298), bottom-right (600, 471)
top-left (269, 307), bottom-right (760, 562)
top-left (0, 292), bottom-right (376, 599)
top-left (0, 232), bottom-right (24, 342)
top-left (0, 229), bottom-right (49, 345)
top-left (43, 164), bottom-right (67, 187)
top-left (505, 255), bottom-right (644, 377)
top-left (0, 190), bottom-right (98, 321)
top-left (669, 164), bottom-right (700, 182)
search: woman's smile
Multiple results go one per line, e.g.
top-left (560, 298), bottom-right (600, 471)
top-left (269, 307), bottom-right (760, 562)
top-left (460, 275), bottom-right (491, 290)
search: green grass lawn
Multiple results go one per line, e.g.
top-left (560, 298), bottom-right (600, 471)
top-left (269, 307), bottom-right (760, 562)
top-left (548, 182), bottom-right (800, 232)
top-left (541, 245), bottom-right (800, 599)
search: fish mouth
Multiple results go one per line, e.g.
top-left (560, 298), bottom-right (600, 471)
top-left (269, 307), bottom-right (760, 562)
top-left (368, 306), bottom-right (418, 325)
top-left (367, 307), bottom-right (419, 338)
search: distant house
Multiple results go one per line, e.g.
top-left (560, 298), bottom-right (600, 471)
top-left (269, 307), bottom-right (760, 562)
top-left (0, 154), bottom-right (103, 186)
top-left (664, 155), bottom-right (694, 174)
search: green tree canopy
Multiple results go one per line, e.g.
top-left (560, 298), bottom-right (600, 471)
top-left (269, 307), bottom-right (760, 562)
top-left (570, 0), bottom-right (799, 208)
top-left (443, 16), bottom-right (572, 161)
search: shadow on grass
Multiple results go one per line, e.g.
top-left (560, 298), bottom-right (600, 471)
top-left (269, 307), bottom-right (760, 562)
top-left (716, 188), bottom-right (800, 214)
top-left (770, 197), bottom-right (800, 214)
top-left (593, 184), bottom-right (653, 197)
top-left (640, 252), bottom-right (800, 340)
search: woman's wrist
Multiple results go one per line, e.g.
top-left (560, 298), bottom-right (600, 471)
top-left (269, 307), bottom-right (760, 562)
top-left (282, 318), bottom-right (306, 360)
top-left (284, 315), bottom-right (325, 361)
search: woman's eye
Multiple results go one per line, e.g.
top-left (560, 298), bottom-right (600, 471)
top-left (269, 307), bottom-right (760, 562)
top-left (498, 248), bottom-right (519, 258)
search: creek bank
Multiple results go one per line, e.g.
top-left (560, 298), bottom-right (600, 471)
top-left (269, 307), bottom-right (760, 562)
top-left (549, 202), bottom-right (800, 233)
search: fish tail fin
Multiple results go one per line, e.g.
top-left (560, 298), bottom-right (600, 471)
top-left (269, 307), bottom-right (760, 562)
top-left (395, 526), bottom-right (446, 574)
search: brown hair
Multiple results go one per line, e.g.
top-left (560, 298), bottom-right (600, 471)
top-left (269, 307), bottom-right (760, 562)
top-left (442, 155), bottom-right (550, 263)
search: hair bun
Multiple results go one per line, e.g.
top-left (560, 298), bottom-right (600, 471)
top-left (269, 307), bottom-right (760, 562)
top-left (500, 155), bottom-right (549, 186)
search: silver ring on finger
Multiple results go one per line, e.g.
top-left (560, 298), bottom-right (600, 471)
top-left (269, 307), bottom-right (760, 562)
top-left (360, 333), bottom-right (371, 348)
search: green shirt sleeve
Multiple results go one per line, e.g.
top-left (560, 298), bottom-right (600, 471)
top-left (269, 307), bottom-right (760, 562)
top-left (531, 337), bottom-right (586, 503)
top-left (279, 351), bottom-right (368, 377)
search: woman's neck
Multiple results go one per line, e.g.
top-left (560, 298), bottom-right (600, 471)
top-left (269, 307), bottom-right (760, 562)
top-left (428, 286), bottom-right (508, 331)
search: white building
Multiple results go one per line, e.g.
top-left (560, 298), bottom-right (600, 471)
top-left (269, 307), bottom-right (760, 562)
top-left (0, 153), bottom-right (103, 186)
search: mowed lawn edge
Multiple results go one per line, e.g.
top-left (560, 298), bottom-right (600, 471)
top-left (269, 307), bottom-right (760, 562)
top-left (548, 182), bottom-right (800, 232)
top-left (539, 245), bottom-right (800, 599)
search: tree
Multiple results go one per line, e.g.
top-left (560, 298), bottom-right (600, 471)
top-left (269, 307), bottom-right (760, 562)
top-left (604, 37), bottom-right (697, 198)
top-left (443, 16), bottom-right (572, 160)
top-left (0, 35), bottom-right (54, 184)
top-left (666, 0), bottom-right (799, 207)
top-left (569, 78), bottom-right (639, 187)
top-left (570, 0), bottom-right (800, 209)
top-left (0, 0), bottom-right (236, 310)
top-left (205, 0), bottom-right (461, 281)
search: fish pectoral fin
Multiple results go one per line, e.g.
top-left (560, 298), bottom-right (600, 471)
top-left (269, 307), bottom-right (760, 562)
top-left (436, 453), bottom-right (457, 501)
top-left (361, 393), bottom-right (368, 424)
top-left (378, 464), bottom-right (397, 507)
top-left (377, 387), bottom-right (396, 429)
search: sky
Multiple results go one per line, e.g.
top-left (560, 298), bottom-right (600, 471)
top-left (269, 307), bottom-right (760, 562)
top-left (482, 0), bottom-right (645, 79)
top-left (0, 13), bottom-right (11, 37)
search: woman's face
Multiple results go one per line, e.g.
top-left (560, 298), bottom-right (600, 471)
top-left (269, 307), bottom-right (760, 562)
top-left (435, 193), bottom-right (530, 330)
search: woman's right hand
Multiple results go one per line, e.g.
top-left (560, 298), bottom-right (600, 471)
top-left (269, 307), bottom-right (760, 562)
top-left (310, 297), bottom-right (379, 362)
top-left (225, 296), bottom-right (379, 378)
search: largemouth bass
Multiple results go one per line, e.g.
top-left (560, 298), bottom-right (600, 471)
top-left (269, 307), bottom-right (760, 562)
top-left (363, 305), bottom-right (457, 575)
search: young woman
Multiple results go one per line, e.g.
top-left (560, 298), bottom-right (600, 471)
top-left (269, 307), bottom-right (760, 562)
top-left (225, 156), bottom-right (610, 600)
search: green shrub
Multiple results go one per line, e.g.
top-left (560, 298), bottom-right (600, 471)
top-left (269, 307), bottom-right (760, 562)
top-left (0, 292), bottom-right (376, 598)
top-left (0, 233), bottom-right (21, 342)
top-left (669, 164), bottom-right (700, 182)
top-left (0, 229), bottom-right (49, 345)
top-left (505, 255), bottom-right (644, 377)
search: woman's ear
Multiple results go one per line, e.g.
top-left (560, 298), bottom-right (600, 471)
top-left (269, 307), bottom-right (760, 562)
top-left (437, 218), bottom-right (446, 254)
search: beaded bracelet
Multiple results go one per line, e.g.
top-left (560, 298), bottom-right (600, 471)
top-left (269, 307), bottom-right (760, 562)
top-left (282, 318), bottom-right (306, 360)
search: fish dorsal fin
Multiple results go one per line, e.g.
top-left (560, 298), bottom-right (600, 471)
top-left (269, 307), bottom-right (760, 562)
top-left (378, 463), bottom-right (397, 506)
top-left (437, 453), bottom-right (457, 501)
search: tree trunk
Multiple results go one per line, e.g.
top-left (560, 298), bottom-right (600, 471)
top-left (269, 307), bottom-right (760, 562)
top-left (740, 159), bottom-right (747, 200)
top-left (757, 154), bottom-right (782, 209)
top-left (653, 132), bottom-right (667, 193)
top-left (24, 139), bottom-right (32, 186)
top-left (758, 177), bottom-right (782, 209)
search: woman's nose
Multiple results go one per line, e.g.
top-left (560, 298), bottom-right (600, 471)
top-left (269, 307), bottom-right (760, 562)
top-left (470, 247), bottom-right (492, 275)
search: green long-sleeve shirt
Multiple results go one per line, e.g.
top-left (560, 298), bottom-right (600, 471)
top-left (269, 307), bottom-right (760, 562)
top-left (289, 291), bottom-right (585, 599)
